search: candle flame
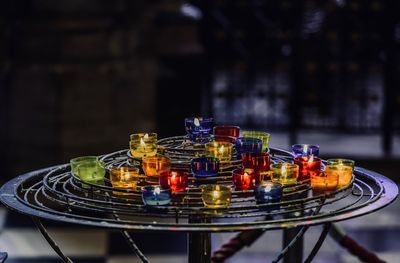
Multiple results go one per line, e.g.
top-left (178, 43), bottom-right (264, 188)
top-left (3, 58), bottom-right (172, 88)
top-left (281, 165), bottom-right (287, 176)
top-left (144, 133), bottom-right (149, 139)
top-left (219, 145), bottom-right (225, 154)
top-left (123, 173), bottom-right (130, 181)
top-left (303, 145), bottom-right (308, 155)
top-left (308, 155), bottom-right (314, 164)
top-left (244, 172), bottom-right (249, 177)
top-left (194, 118), bottom-right (200, 127)
top-left (154, 186), bottom-right (161, 195)
top-left (140, 137), bottom-right (146, 147)
top-left (171, 172), bottom-right (177, 180)
top-left (212, 190), bottom-right (220, 198)
top-left (264, 184), bottom-right (272, 192)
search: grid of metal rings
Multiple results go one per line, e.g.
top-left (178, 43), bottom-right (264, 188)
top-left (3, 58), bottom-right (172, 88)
top-left (1, 135), bottom-right (397, 232)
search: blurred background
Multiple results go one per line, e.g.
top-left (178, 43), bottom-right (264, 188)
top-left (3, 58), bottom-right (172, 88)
top-left (0, 0), bottom-right (399, 262)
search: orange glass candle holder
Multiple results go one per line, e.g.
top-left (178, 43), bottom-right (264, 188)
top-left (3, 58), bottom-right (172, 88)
top-left (110, 166), bottom-right (140, 194)
top-left (159, 168), bottom-right (189, 192)
top-left (129, 133), bottom-right (158, 159)
top-left (311, 171), bottom-right (339, 195)
top-left (294, 155), bottom-right (322, 181)
top-left (326, 159), bottom-right (354, 188)
top-left (142, 156), bottom-right (171, 183)
top-left (270, 163), bottom-right (299, 185)
top-left (205, 141), bottom-right (233, 162)
top-left (232, 168), bottom-right (255, 190)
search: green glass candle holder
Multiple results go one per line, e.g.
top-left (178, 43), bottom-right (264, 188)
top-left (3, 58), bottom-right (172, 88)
top-left (70, 156), bottom-right (105, 185)
top-left (241, 131), bottom-right (270, 151)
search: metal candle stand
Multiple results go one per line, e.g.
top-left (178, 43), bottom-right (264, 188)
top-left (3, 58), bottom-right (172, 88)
top-left (0, 135), bottom-right (398, 263)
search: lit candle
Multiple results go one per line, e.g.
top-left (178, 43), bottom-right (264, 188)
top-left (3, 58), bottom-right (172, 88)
top-left (294, 155), bottom-right (322, 181)
top-left (110, 167), bottom-right (140, 195)
top-left (254, 182), bottom-right (283, 208)
top-left (232, 168), bottom-right (255, 190)
top-left (129, 133), bottom-right (157, 159)
top-left (241, 131), bottom-right (270, 152)
top-left (326, 159), bottom-right (354, 188)
top-left (191, 157), bottom-right (219, 178)
top-left (213, 125), bottom-right (240, 143)
top-left (200, 184), bottom-right (231, 209)
top-left (205, 142), bottom-right (233, 162)
top-left (185, 117), bottom-right (213, 143)
top-left (235, 137), bottom-right (263, 159)
top-left (270, 163), bottom-right (299, 185)
top-left (142, 156), bottom-right (171, 183)
top-left (70, 156), bottom-right (105, 185)
top-left (311, 171), bottom-right (338, 196)
top-left (141, 185), bottom-right (172, 206)
top-left (159, 169), bottom-right (189, 192)
top-left (241, 152), bottom-right (270, 182)
top-left (291, 144), bottom-right (319, 157)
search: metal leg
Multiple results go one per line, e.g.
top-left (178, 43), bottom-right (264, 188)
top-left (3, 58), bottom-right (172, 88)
top-left (188, 216), bottom-right (211, 263)
top-left (0, 252), bottom-right (7, 263)
top-left (283, 228), bottom-right (303, 263)
top-left (32, 217), bottom-right (73, 263)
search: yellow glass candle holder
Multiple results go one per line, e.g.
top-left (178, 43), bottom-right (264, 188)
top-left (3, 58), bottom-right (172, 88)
top-left (241, 131), bottom-right (270, 151)
top-left (201, 184), bottom-right (231, 209)
top-left (110, 166), bottom-right (140, 195)
top-left (205, 141), bottom-right (233, 162)
top-left (270, 163), bottom-right (299, 185)
top-left (142, 156), bottom-right (171, 183)
top-left (129, 133), bottom-right (158, 159)
top-left (311, 171), bottom-right (339, 195)
top-left (326, 159), bottom-right (354, 188)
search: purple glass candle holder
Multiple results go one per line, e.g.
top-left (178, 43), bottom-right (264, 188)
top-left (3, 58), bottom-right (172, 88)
top-left (185, 117), bottom-right (213, 143)
top-left (292, 144), bottom-right (319, 157)
top-left (141, 185), bottom-right (172, 206)
top-left (191, 157), bottom-right (219, 178)
top-left (235, 137), bottom-right (262, 159)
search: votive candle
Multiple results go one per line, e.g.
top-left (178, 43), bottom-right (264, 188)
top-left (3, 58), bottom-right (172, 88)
top-left (141, 185), bottom-right (172, 206)
top-left (129, 133), bottom-right (158, 159)
top-left (205, 141), bottom-right (233, 162)
top-left (326, 159), bottom-right (354, 188)
top-left (142, 156), bottom-right (171, 183)
top-left (185, 117), bottom-right (213, 143)
top-left (159, 168), bottom-right (189, 192)
top-left (241, 131), bottom-right (270, 151)
top-left (213, 125), bottom-right (240, 142)
top-left (110, 166), bottom-right (140, 194)
top-left (191, 157), bottom-right (219, 178)
top-left (254, 182), bottom-right (283, 205)
top-left (232, 168), bottom-right (255, 190)
top-left (70, 156), bottom-right (105, 185)
top-left (241, 152), bottom-right (270, 182)
top-left (201, 184), bottom-right (231, 209)
top-left (311, 171), bottom-right (338, 195)
top-left (235, 137), bottom-right (262, 159)
top-left (292, 144), bottom-right (319, 157)
top-left (294, 155), bottom-right (322, 181)
top-left (270, 163), bottom-right (299, 185)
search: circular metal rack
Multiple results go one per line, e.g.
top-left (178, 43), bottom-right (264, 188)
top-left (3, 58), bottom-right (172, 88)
top-left (0, 135), bottom-right (398, 263)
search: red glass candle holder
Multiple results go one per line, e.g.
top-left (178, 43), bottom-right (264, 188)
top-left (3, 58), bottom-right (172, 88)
top-left (294, 155), bottom-right (322, 181)
top-left (241, 152), bottom-right (270, 181)
top-left (232, 168), bottom-right (255, 190)
top-left (159, 169), bottom-right (189, 192)
top-left (213, 125), bottom-right (240, 142)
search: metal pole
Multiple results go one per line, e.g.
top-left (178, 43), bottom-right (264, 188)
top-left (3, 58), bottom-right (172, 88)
top-left (282, 228), bottom-right (303, 263)
top-left (188, 216), bottom-right (211, 263)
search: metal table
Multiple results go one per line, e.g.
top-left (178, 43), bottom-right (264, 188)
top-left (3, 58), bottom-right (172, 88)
top-left (0, 138), bottom-right (398, 263)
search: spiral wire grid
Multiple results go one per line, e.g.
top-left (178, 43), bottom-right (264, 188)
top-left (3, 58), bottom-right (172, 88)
top-left (1, 135), bottom-right (398, 263)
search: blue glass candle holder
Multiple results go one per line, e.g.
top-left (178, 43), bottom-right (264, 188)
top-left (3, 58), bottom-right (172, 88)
top-left (254, 182), bottom-right (283, 206)
top-left (191, 157), bottom-right (219, 178)
top-left (235, 137), bottom-right (262, 159)
top-left (185, 117), bottom-right (213, 143)
top-left (141, 185), bottom-right (172, 206)
top-left (291, 144), bottom-right (319, 157)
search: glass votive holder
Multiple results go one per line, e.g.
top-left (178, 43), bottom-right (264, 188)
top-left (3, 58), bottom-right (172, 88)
top-left (311, 171), bottom-right (339, 195)
top-left (191, 157), bottom-right (219, 178)
top-left (294, 155), bottom-right (322, 181)
top-left (241, 131), bottom-right (270, 151)
top-left (159, 168), bottom-right (189, 192)
top-left (241, 152), bottom-right (270, 181)
top-left (205, 141), bottom-right (233, 162)
top-left (70, 156), bottom-right (105, 185)
top-left (291, 144), bottom-right (319, 157)
top-left (254, 182), bottom-right (283, 206)
top-left (110, 166), bottom-right (140, 194)
top-left (129, 133), bottom-right (158, 159)
top-left (232, 168), bottom-right (255, 190)
top-left (235, 137), bottom-right (263, 159)
top-left (326, 159), bottom-right (354, 188)
top-left (141, 185), bottom-right (172, 206)
top-left (213, 125), bottom-right (240, 142)
top-left (185, 117), bottom-right (213, 143)
top-left (142, 156), bottom-right (171, 183)
top-left (201, 184), bottom-right (231, 209)
top-left (270, 163), bottom-right (299, 186)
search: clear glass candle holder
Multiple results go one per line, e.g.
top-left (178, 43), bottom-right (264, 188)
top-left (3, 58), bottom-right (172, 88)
top-left (270, 163), bottom-right (299, 185)
top-left (241, 131), bottom-right (270, 151)
top-left (159, 168), bottom-right (189, 192)
top-left (185, 117), bottom-right (213, 143)
top-left (213, 125), bottom-right (240, 143)
top-left (241, 152), bottom-right (270, 181)
top-left (311, 171), bottom-right (339, 195)
top-left (191, 157), bottom-right (219, 178)
top-left (294, 156), bottom-right (322, 181)
top-left (235, 137), bottom-right (262, 159)
top-left (291, 144), bottom-right (319, 157)
top-left (70, 156), bottom-right (105, 185)
top-left (110, 166), bottom-right (140, 194)
top-left (232, 168), bottom-right (255, 190)
top-left (129, 133), bottom-right (158, 159)
top-left (205, 141), bottom-right (233, 162)
top-left (201, 184), bottom-right (231, 209)
top-left (326, 159), bottom-right (354, 188)
top-left (142, 156), bottom-right (171, 183)
top-left (254, 182), bottom-right (283, 206)
top-left (141, 185), bottom-right (172, 206)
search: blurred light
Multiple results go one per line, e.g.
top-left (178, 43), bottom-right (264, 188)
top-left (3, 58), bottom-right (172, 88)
top-left (180, 3), bottom-right (203, 20)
